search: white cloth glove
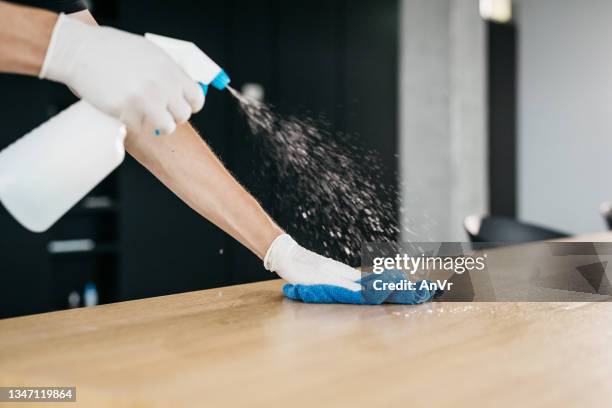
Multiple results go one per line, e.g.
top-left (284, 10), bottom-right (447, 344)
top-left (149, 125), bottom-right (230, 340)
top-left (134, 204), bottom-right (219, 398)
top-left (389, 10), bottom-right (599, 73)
top-left (264, 234), bottom-right (361, 291)
top-left (39, 14), bottom-right (204, 135)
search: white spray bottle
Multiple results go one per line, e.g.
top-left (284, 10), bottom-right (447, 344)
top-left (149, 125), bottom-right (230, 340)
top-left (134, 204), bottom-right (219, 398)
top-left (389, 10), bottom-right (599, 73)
top-left (0, 34), bottom-right (230, 232)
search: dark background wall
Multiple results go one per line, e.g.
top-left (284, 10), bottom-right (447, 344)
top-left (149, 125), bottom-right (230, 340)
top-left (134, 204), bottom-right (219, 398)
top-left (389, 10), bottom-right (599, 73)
top-left (0, 0), bottom-right (399, 317)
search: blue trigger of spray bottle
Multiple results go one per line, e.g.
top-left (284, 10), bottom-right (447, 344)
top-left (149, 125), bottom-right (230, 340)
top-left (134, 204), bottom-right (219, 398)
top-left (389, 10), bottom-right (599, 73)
top-left (199, 82), bottom-right (209, 96)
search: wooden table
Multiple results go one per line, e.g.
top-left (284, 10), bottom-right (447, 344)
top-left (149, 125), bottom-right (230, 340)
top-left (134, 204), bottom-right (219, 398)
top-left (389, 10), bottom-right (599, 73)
top-left (2, 233), bottom-right (612, 407)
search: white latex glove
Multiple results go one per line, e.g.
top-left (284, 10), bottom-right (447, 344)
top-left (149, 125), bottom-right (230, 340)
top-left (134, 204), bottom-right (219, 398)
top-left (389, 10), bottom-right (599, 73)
top-left (39, 14), bottom-right (204, 135)
top-left (264, 234), bottom-right (361, 291)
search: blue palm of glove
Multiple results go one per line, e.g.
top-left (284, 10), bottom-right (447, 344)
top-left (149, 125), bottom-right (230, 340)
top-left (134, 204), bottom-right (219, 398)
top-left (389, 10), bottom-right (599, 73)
top-left (283, 269), bottom-right (441, 305)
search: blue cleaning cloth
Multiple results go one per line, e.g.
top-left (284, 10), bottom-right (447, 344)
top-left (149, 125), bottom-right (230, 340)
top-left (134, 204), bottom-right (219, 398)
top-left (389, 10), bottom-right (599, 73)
top-left (283, 269), bottom-right (441, 305)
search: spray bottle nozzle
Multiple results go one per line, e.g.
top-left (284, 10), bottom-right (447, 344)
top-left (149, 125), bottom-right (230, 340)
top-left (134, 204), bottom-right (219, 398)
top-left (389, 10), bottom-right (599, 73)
top-left (211, 70), bottom-right (230, 90)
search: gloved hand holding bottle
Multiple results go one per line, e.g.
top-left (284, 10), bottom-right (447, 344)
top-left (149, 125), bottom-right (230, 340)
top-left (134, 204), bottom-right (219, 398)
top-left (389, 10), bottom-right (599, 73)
top-left (39, 13), bottom-right (205, 135)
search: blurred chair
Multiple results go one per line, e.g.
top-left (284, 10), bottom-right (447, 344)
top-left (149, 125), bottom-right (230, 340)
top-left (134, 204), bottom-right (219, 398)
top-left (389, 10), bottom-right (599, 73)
top-left (600, 202), bottom-right (612, 229)
top-left (464, 214), bottom-right (569, 245)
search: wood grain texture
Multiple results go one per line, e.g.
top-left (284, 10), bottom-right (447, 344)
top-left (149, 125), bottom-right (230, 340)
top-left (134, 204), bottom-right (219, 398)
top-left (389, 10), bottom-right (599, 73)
top-left (2, 233), bottom-right (612, 407)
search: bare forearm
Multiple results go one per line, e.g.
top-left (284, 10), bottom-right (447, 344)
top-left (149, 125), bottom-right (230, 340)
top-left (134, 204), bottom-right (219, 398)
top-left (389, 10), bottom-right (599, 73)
top-left (0, 1), bottom-right (57, 76)
top-left (125, 124), bottom-right (284, 259)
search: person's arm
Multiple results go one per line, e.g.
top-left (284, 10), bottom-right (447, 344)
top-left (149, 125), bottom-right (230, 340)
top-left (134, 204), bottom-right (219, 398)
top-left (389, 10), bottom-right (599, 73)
top-left (66, 9), bottom-right (281, 258)
top-left (71, 10), bottom-right (360, 290)
top-left (126, 122), bottom-right (359, 290)
top-left (0, 1), bottom-right (57, 75)
top-left (126, 123), bottom-right (283, 259)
